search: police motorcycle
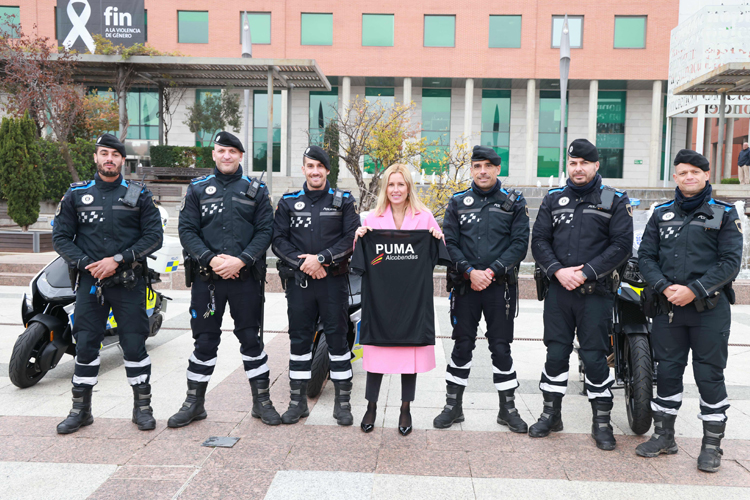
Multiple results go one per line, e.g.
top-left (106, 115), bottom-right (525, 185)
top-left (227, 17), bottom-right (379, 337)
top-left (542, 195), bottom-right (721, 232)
top-left (9, 206), bottom-right (179, 389)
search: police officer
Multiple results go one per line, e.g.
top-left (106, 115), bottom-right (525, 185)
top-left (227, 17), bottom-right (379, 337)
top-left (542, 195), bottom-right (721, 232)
top-left (530, 138), bottom-right (633, 450)
top-left (273, 145), bottom-right (360, 425)
top-left (433, 146), bottom-right (530, 432)
top-left (636, 150), bottom-right (742, 473)
top-left (169, 131), bottom-right (281, 427)
top-left (53, 133), bottom-right (163, 434)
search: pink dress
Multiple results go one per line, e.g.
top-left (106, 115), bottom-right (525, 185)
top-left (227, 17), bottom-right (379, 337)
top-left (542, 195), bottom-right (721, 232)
top-left (360, 205), bottom-right (439, 374)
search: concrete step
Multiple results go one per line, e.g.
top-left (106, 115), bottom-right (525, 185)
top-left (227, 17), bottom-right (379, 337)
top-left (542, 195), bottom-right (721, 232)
top-left (0, 272), bottom-right (37, 286)
top-left (0, 262), bottom-right (47, 274)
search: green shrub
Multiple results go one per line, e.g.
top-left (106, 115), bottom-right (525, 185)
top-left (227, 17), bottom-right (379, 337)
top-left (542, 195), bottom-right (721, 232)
top-left (150, 145), bottom-right (195, 168)
top-left (37, 139), bottom-right (96, 201)
top-left (195, 146), bottom-right (215, 169)
top-left (721, 177), bottom-right (740, 184)
top-left (0, 113), bottom-right (44, 229)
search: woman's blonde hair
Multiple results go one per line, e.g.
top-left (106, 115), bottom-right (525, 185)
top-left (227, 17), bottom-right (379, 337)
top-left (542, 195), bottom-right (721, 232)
top-left (374, 164), bottom-right (427, 217)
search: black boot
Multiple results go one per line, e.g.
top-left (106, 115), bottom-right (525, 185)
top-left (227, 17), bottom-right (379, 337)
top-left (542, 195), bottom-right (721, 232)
top-left (497, 389), bottom-right (528, 433)
top-left (250, 378), bottom-right (281, 426)
top-left (167, 380), bottom-right (208, 428)
top-left (132, 383), bottom-right (156, 431)
top-left (433, 385), bottom-right (465, 429)
top-left (528, 393), bottom-right (563, 438)
top-left (635, 411), bottom-right (678, 458)
top-left (281, 380), bottom-right (309, 424)
top-left (57, 386), bottom-right (94, 434)
top-left (697, 420), bottom-right (726, 473)
top-left (590, 400), bottom-right (616, 451)
top-left (332, 380), bottom-right (354, 426)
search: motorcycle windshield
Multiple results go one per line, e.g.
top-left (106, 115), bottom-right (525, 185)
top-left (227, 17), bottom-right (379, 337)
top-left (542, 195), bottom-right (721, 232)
top-left (36, 256), bottom-right (74, 301)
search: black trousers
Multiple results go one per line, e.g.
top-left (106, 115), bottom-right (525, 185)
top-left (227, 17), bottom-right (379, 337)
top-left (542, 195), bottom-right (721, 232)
top-left (651, 295), bottom-right (731, 422)
top-left (72, 273), bottom-right (150, 388)
top-left (188, 277), bottom-right (268, 382)
top-left (285, 274), bottom-right (351, 381)
top-left (446, 283), bottom-right (518, 391)
top-left (365, 372), bottom-right (417, 402)
top-left (539, 282), bottom-right (614, 402)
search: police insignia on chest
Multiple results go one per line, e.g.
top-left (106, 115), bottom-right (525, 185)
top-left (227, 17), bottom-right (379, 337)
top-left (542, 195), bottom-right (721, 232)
top-left (294, 201), bottom-right (305, 210)
top-left (662, 212), bottom-right (675, 221)
top-left (463, 196), bottom-right (474, 206)
top-left (205, 186), bottom-right (217, 195)
top-left (558, 196), bottom-right (569, 206)
top-left (82, 194), bottom-right (94, 205)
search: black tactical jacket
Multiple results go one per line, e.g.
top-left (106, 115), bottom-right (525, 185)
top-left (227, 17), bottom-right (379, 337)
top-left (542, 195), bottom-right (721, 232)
top-left (272, 181), bottom-right (360, 269)
top-left (443, 181), bottom-right (529, 275)
top-left (178, 167), bottom-right (273, 267)
top-left (531, 176), bottom-right (633, 282)
top-left (52, 173), bottom-right (163, 270)
top-left (638, 195), bottom-right (742, 300)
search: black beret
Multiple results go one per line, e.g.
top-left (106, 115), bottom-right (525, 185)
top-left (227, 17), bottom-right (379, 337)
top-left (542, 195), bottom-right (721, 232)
top-left (673, 149), bottom-right (709, 171)
top-left (95, 133), bottom-right (126, 157)
top-left (471, 145), bottom-right (502, 166)
top-left (567, 138), bottom-right (599, 162)
top-left (303, 145), bottom-right (330, 170)
top-left (214, 131), bottom-right (245, 153)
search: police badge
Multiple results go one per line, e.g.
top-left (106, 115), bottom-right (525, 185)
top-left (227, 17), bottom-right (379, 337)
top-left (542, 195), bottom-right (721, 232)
top-left (205, 186), bottom-right (217, 195)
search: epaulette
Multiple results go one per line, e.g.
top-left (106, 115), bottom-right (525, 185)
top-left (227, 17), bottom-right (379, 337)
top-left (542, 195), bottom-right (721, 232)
top-left (328, 187), bottom-right (351, 197)
top-left (708, 198), bottom-right (734, 212)
top-left (548, 187), bottom-right (564, 194)
top-left (190, 175), bottom-right (213, 184)
top-left (452, 188), bottom-right (471, 198)
top-left (283, 190), bottom-right (304, 199)
top-left (600, 184), bottom-right (625, 198)
top-left (654, 200), bottom-right (675, 210)
top-left (500, 188), bottom-right (522, 211)
top-left (70, 180), bottom-right (94, 190)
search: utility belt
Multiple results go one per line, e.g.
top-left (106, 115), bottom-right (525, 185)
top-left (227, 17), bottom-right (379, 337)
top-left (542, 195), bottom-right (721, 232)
top-left (642, 283), bottom-right (735, 320)
top-left (100, 262), bottom-right (145, 290)
top-left (534, 264), bottom-right (620, 299)
top-left (446, 266), bottom-right (518, 296)
top-left (276, 260), bottom-right (349, 290)
top-left (534, 264), bottom-right (550, 301)
top-left (182, 252), bottom-right (267, 287)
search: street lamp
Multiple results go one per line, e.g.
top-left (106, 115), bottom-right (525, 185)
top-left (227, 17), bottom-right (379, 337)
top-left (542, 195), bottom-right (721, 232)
top-left (558, 15), bottom-right (571, 183)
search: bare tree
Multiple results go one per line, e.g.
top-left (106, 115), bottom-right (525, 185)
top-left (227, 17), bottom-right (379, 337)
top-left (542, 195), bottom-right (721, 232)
top-left (160, 82), bottom-right (187, 145)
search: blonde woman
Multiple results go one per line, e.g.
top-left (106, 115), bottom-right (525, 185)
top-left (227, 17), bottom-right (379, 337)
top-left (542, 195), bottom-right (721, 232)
top-left (354, 164), bottom-right (442, 435)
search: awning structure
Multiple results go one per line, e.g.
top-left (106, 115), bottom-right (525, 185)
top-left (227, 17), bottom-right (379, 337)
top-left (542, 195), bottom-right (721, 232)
top-left (673, 62), bottom-right (750, 96)
top-left (61, 54), bottom-right (331, 90)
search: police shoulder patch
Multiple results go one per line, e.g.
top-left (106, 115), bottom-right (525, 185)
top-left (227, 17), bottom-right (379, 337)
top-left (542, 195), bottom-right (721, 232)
top-left (736, 219), bottom-right (743, 234)
top-left (55, 201), bottom-right (62, 216)
top-left (626, 204), bottom-right (633, 218)
top-left (179, 196), bottom-right (186, 212)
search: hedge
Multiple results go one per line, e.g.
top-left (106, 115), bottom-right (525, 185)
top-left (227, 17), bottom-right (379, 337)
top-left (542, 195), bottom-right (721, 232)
top-left (721, 177), bottom-right (740, 184)
top-left (150, 145), bottom-right (215, 169)
top-left (37, 139), bottom-right (97, 201)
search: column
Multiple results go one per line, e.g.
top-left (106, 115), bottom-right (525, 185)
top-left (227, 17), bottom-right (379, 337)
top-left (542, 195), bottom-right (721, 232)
top-left (342, 76), bottom-right (351, 112)
top-left (703, 117), bottom-right (713, 168)
top-left (281, 88), bottom-right (289, 176)
top-left (716, 93), bottom-right (726, 183)
top-left (685, 117), bottom-right (693, 149)
top-left (464, 78), bottom-right (474, 143)
top-left (648, 80), bottom-right (663, 187)
top-left (525, 79), bottom-right (536, 185)
top-left (588, 80), bottom-right (598, 144)
top-left (695, 105), bottom-right (705, 154)
top-left (266, 69), bottom-right (274, 195)
top-left (403, 77), bottom-right (412, 105)
top-left (724, 117), bottom-right (735, 180)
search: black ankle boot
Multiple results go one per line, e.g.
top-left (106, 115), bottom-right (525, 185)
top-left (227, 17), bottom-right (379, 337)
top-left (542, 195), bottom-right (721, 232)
top-left (250, 378), bottom-right (281, 426)
top-left (497, 389), bottom-right (528, 433)
top-left (528, 392), bottom-right (563, 438)
top-left (281, 380), bottom-right (309, 424)
top-left (167, 380), bottom-right (208, 428)
top-left (333, 380), bottom-right (354, 426)
top-left (590, 399), bottom-right (616, 450)
top-left (57, 386), bottom-right (94, 434)
top-left (636, 411), bottom-right (678, 458)
top-left (697, 420), bottom-right (726, 473)
top-left (433, 385), bottom-right (465, 429)
top-left (132, 383), bottom-right (156, 431)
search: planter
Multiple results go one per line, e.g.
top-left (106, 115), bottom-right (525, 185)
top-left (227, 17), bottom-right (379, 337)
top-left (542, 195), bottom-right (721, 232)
top-left (0, 230), bottom-right (53, 253)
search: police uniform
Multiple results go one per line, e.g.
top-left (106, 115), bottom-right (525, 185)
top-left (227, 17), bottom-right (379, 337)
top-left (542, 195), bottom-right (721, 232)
top-left (273, 145), bottom-right (360, 425)
top-left (530, 138), bottom-right (633, 450)
top-left (636, 149), bottom-right (743, 472)
top-left (433, 146), bottom-right (530, 432)
top-left (52, 133), bottom-right (163, 434)
top-left (169, 131), bottom-right (281, 427)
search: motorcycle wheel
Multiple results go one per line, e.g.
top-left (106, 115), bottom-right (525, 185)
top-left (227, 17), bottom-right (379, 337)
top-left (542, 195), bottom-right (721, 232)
top-left (9, 323), bottom-right (50, 388)
top-left (624, 333), bottom-right (653, 435)
top-left (307, 332), bottom-right (330, 398)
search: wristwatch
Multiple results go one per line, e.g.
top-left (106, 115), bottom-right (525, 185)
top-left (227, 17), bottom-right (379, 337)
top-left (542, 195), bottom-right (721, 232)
top-left (317, 254), bottom-right (325, 264)
top-left (113, 253), bottom-right (124, 264)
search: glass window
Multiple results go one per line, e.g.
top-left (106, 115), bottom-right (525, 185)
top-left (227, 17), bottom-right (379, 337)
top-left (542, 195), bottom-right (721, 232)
top-left (421, 88), bottom-right (451, 173)
top-left (0, 6), bottom-right (20, 38)
top-left (480, 90), bottom-right (511, 176)
top-left (614, 16), bottom-right (646, 49)
top-left (309, 89), bottom-right (338, 146)
top-left (254, 90), bottom-right (281, 172)
top-left (178, 11), bottom-right (208, 44)
top-left (126, 88), bottom-right (159, 141)
top-left (552, 16), bottom-right (582, 48)
top-left (424, 15), bottom-right (455, 47)
top-left (597, 91), bottom-right (627, 178)
top-left (489, 15), bottom-right (521, 49)
top-left (301, 13), bottom-right (332, 46)
top-left (194, 89), bottom-right (220, 146)
top-left (537, 90), bottom-right (569, 177)
top-left (362, 14), bottom-right (394, 47)
top-left (239, 12), bottom-right (271, 45)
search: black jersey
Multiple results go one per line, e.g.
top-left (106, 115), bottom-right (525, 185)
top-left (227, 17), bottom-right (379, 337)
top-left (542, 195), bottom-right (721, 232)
top-left (351, 229), bottom-right (451, 347)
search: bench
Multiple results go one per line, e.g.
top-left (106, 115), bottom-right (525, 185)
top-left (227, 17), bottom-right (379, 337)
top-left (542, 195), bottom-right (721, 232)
top-left (719, 197), bottom-right (750, 215)
top-left (146, 184), bottom-right (183, 200)
top-left (137, 166), bottom-right (213, 180)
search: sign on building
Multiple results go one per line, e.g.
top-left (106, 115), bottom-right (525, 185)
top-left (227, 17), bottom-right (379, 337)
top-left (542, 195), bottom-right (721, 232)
top-left (57, 0), bottom-right (145, 54)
